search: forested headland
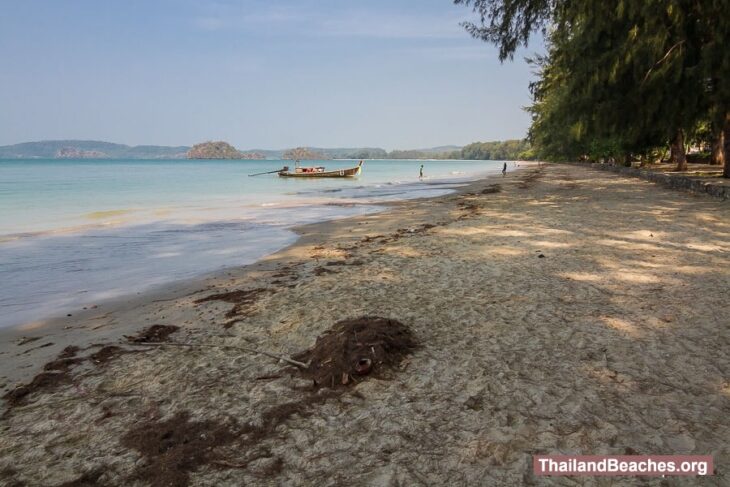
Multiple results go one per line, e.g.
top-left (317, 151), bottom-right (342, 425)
top-left (367, 140), bottom-right (533, 160)
top-left (455, 0), bottom-right (730, 177)
top-left (312, 142), bottom-right (534, 161)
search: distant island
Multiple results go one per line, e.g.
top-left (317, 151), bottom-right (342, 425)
top-left (0, 139), bottom-right (535, 161)
top-left (187, 141), bottom-right (264, 160)
top-left (55, 147), bottom-right (108, 159)
top-left (283, 147), bottom-right (330, 160)
top-left (0, 140), bottom-right (189, 159)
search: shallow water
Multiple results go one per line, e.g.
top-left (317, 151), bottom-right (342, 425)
top-left (0, 158), bottom-right (506, 327)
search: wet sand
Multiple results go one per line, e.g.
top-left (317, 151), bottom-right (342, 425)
top-left (1, 164), bottom-right (728, 486)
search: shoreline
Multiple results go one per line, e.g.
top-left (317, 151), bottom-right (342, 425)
top-left (0, 167), bottom-right (517, 392)
top-left (0, 168), bottom-right (499, 330)
top-left (2, 162), bottom-right (727, 486)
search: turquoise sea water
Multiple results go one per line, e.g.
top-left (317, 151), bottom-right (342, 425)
top-left (0, 158), bottom-right (507, 328)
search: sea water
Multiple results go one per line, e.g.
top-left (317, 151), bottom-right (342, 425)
top-left (0, 158), bottom-right (506, 328)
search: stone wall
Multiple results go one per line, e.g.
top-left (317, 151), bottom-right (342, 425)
top-left (584, 163), bottom-right (729, 200)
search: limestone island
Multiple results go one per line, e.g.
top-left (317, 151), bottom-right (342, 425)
top-left (187, 141), bottom-right (264, 160)
top-left (283, 147), bottom-right (331, 160)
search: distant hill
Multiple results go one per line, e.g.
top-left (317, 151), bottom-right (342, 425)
top-left (264, 147), bottom-right (459, 160)
top-left (0, 140), bottom-right (189, 159)
top-left (255, 147), bottom-right (389, 160)
top-left (282, 147), bottom-right (331, 160)
top-left (325, 146), bottom-right (463, 160)
top-left (186, 141), bottom-right (265, 160)
top-left (56, 147), bottom-right (109, 159)
top-left (243, 149), bottom-right (286, 159)
top-left (310, 147), bottom-right (386, 159)
top-left (416, 145), bottom-right (463, 154)
top-left (0, 141), bottom-right (390, 160)
top-left (0, 140), bottom-right (531, 161)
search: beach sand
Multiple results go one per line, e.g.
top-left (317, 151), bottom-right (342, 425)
top-left (1, 164), bottom-right (728, 485)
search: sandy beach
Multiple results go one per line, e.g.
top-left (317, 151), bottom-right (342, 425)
top-left (1, 164), bottom-right (728, 486)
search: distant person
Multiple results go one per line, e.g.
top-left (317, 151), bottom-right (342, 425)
top-left (502, 162), bottom-right (507, 176)
top-left (419, 164), bottom-right (424, 179)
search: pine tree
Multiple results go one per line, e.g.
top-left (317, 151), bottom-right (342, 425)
top-left (455, 0), bottom-right (730, 176)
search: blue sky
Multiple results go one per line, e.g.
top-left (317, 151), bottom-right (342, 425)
top-left (0, 0), bottom-right (542, 149)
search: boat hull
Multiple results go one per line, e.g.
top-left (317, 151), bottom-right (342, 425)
top-left (278, 163), bottom-right (362, 178)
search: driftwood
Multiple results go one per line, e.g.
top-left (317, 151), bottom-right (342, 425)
top-left (128, 341), bottom-right (308, 369)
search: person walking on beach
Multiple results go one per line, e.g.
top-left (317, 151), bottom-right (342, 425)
top-left (419, 164), bottom-right (424, 179)
top-left (502, 162), bottom-right (507, 176)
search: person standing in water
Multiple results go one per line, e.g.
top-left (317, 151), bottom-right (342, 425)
top-left (419, 164), bottom-right (424, 179)
top-left (502, 162), bottom-right (507, 176)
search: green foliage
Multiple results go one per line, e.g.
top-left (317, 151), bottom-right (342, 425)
top-left (387, 149), bottom-right (458, 159)
top-left (345, 148), bottom-right (388, 159)
top-left (460, 139), bottom-right (534, 160)
top-left (453, 0), bottom-right (557, 61)
top-left (456, 0), bottom-right (730, 170)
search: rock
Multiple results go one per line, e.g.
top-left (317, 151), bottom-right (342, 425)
top-left (187, 141), bottom-right (262, 159)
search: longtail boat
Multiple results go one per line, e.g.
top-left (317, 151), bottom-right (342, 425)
top-left (278, 161), bottom-right (363, 178)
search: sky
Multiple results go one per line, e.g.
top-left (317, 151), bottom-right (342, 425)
top-left (0, 0), bottom-right (543, 150)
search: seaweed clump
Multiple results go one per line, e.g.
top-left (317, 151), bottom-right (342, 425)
top-left (292, 316), bottom-right (417, 388)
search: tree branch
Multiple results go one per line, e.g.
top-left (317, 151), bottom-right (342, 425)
top-left (641, 40), bottom-right (685, 85)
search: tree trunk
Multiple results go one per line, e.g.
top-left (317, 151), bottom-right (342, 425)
top-left (722, 112), bottom-right (730, 178)
top-left (711, 127), bottom-right (725, 165)
top-left (671, 129), bottom-right (687, 171)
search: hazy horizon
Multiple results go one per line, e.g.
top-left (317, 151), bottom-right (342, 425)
top-left (0, 0), bottom-right (542, 150)
top-left (0, 139), bottom-right (478, 151)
